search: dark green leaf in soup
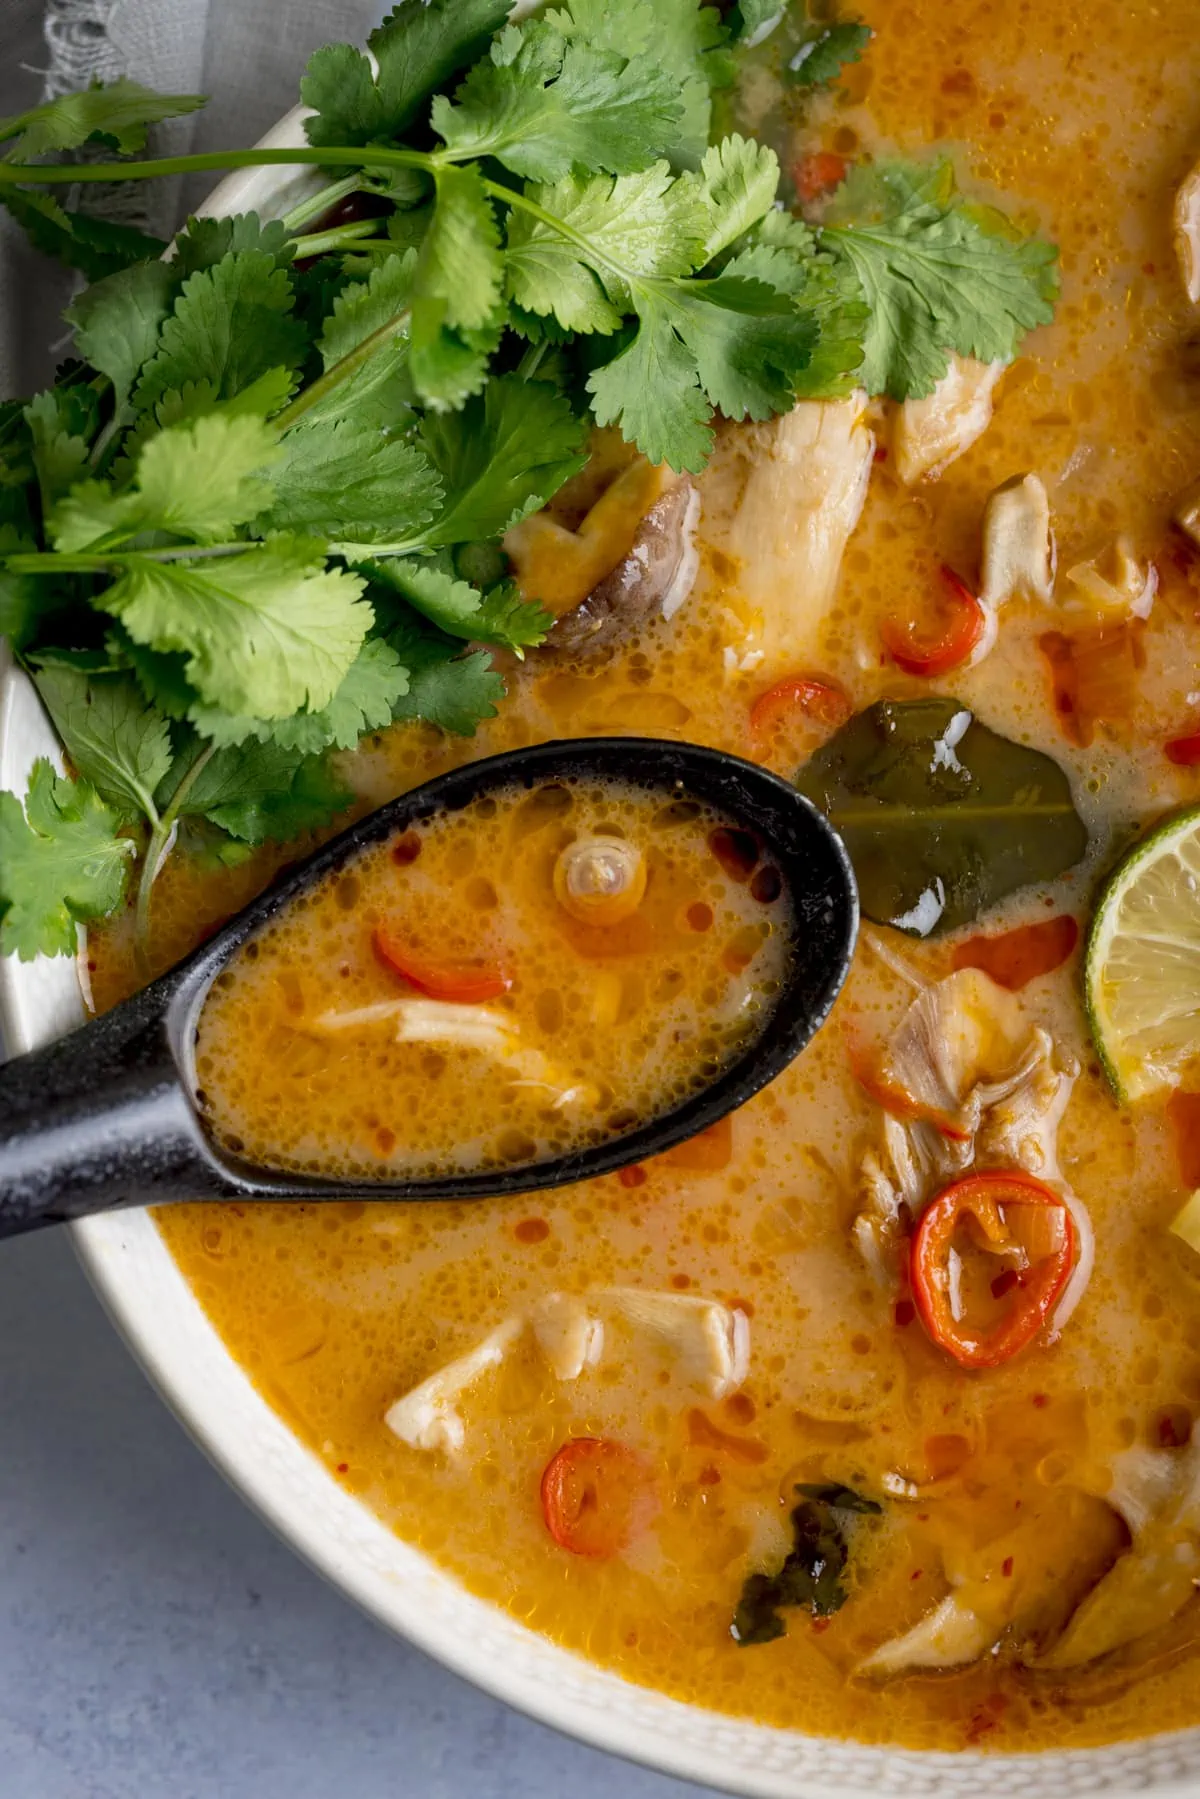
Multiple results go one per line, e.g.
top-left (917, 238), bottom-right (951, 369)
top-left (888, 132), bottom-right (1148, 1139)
top-left (731, 1484), bottom-right (882, 1646)
top-left (794, 697), bottom-right (1088, 937)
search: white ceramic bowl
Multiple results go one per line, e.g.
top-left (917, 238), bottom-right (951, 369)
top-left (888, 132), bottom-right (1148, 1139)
top-left (3, 116), bottom-right (1199, 1799)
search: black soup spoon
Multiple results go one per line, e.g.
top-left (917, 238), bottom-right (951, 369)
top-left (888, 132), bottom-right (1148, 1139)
top-left (0, 738), bottom-right (858, 1237)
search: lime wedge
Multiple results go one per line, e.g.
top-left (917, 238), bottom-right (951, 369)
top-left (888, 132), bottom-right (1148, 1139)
top-left (1085, 806), bottom-right (1200, 1102)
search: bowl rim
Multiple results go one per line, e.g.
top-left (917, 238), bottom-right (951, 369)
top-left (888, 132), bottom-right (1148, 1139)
top-left (3, 106), bottom-right (1200, 1799)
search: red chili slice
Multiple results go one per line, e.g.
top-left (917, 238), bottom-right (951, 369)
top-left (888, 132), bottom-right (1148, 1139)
top-left (373, 925), bottom-right (511, 1003)
top-left (793, 151), bottom-right (849, 203)
top-left (1165, 732), bottom-right (1200, 767)
top-left (910, 1171), bottom-right (1076, 1369)
top-left (748, 674), bottom-right (851, 751)
top-left (882, 565), bottom-right (988, 677)
top-left (540, 1437), bottom-right (657, 1558)
top-left (950, 915), bottom-right (1079, 990)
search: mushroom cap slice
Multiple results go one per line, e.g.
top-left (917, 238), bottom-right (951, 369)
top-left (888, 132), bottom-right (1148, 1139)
top-left (1175, 161), bottom-right (1200, 305)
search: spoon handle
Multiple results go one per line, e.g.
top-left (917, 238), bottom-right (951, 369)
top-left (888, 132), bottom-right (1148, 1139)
top-left (0, 989), bottom-right (221, 1237)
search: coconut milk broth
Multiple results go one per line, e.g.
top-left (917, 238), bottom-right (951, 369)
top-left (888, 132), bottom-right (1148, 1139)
top-left (87, 0), bottom-right (1200, 1753)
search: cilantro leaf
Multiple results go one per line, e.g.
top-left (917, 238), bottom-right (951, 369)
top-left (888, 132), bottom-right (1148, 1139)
top-left (317, 249), bottom-right (415, 366)
top-left (432, 21), bottom-right (684, 182)
top-left (0, 523), bottom-right (44, 650)
top-left (687, 135), bottom-right (780, 261)
top-left (409, 304), bottom-right (505, 414)
top-left (307, 253), bottom-right (419, 433)
top-left (24, 388), bottom-right (100, 509)
top-left (135, 250), bottom-right (308, 414)
top-left (420, 377), bottom-right (586, 543)
top-left (382, 617), bottom-right (504, 736)
top-left (588, 299), bottom-right (714, 470)
top-left (589, 273), bottom-right (817, 470)
top-left (173, 212), bottom-right (295, 276)
top-left (728, 0), bottom-right (785, 45)
top-left (176, 740), bottom-right (353, 844)
top-left (820, 159), bottom-right (1059, 398)
top-left (504, 165), bottom-right (706, 333)
top-left (546, 0), bottom-right (730, 169)
top-left (0, 78), bottom-right (205, 160)
top-left (104, 628), bottom-right (195, 720)
top-left (301, 0), bottom-right (510, 148)
top-left (50, 414), bottom-right (281, 552)
top-left (32, 662), bottom-right (172, 824)
top-left (415, 167), bottom-right (503, 335)
top-left (363, 557), bottom-right (550, 654)
top-left (0, 759), bottom-right (135, 960)
top-left (189, 637), bottom-right (411, 754)
top-left (788, 21), bottom-right (872, 87)
top-left (65, 262), bottom-right (176, 426)
top-left (0, 187), bottom-right (167, 281)
top-left (261, 420), bottom-right (443, 543)
top-left (102, 536), bottom-right (370, 719)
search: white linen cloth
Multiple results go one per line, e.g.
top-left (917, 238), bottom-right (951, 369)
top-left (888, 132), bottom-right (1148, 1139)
top-left (0, 0), bottom-right (385, 397)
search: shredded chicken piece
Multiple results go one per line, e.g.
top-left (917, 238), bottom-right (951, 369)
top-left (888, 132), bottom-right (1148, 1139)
top-left (384, 1316), bottom-right (526, 1454)
top-left (1042, 1439), bottom-right (1200, 1668)
top-left (979, 472), bottom-right (1055, 607)
top-left (716, 394), bottom-right (874, 673)
top-left (1175, 160), bottom-right (1200, 305)
top-left (1173, 476), bottom-right (1200, 548)
top-left (890, 356), bottom-right (1004, 485)
top-left (385, 1289), bottom-right (750, 1453)
top-left (862, 1594), bottom-right (994, 1676)
top-left (313, 997), bottom-right (595, 1109)
top-left (596, 1288), bottom-right (750, 1398)
top-left (530, 1292), bottom-right (606, 1381)
top-left (1061, 537), bottom-right (1157, 621)
top-left (853, 971), bottom-right (1080, 1282)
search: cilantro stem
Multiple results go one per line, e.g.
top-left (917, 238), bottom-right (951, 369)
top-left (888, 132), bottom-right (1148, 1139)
top-left (289, 218), bottom-right (381, 259)
top-left (281, 173), bottom-right (362, 233)
top-left (0, 145), bottom-right (433, 188)
top-left (272, 306), bottom-right (412, 434)
top-left (8, 544), bottom-right (260, 573)
top-left (134, 739), bottom-right (216, 969)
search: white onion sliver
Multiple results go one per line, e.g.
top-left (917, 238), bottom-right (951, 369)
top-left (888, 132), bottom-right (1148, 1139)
top-left (1050, 1186), bottom-right (1095, 1336)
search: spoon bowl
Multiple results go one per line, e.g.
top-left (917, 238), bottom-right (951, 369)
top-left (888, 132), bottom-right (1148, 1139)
top-left (0, 737), bottom-right (858, 1236)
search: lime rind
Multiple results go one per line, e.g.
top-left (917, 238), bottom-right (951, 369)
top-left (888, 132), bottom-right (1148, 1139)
top-left (1085, 804), bottom-right (1200, 1104)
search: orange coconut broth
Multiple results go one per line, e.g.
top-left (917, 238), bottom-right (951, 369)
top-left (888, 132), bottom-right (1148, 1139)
top-left (192, 781), bottom-right (792, 1181)
top-left (83, 0), bottom-right (1200, 1757)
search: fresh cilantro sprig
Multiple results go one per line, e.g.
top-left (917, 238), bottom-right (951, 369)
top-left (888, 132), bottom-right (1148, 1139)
top-left (0, 0), bottom-right (1060, 960)
top-left (819, 159), bottom-right (1059, 397)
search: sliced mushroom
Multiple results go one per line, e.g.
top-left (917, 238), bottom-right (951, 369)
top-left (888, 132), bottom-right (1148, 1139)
top-left (979, 473), bottom-right (1055, 607)
top-left (504, 458), bottom-right (700, 659)
top-left (548, 476), bottom-right (701, 657)
top-left (716, 393), bottom-right (875, 673)
top-left (861, 1492), bottom-right (1125, 1678)
top-left (891, 356), bottom-right (1005, 485)
top-left (1175, 161), bottom-right (1200, 305)
top-left (1041, 1438), bottom-right (1200, 1668)
top-left (1061, 537), bottom-right (1157, 621)
top-left (1173, 476), bottom-right (1200, 548)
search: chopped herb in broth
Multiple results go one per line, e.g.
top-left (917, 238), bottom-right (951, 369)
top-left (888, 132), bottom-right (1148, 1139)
top-left (193, 780), bottom-right (792, 1180)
